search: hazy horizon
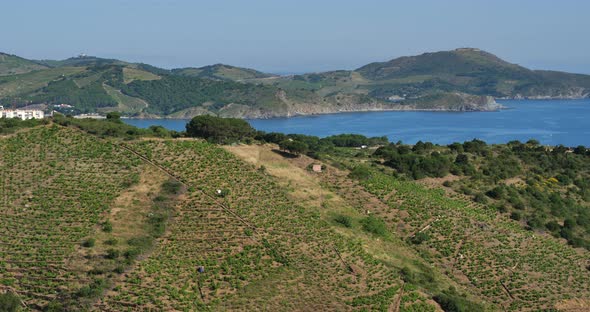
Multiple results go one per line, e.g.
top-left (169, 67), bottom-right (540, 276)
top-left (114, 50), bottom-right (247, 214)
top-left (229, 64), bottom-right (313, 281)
top-left (2, 0), bottom-right (589, 74)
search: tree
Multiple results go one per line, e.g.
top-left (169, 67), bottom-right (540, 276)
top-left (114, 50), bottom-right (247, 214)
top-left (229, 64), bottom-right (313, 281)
top-left (106, 111), bottom-right (121, 121)
top-left (574, 145), bottom-right (587, 155)
top-left (278, 139), bottom-right (308, 156)
top-left (186, 115), bottom-right (255, 143)
top-left (455, 153), bottom-right (469, 165)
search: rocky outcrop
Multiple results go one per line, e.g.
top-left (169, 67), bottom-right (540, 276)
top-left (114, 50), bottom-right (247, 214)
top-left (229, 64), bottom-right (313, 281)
top-left (448, 94), bottom-right (504, 111)
top-left (163, 92), bottom-right (504, 120)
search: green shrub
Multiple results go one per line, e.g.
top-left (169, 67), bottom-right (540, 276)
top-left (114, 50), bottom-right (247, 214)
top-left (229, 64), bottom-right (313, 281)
top-left (162, 180), bottom-right (182, 195)
top-left (105, 249), bottom-right (120, 259)
top-left (102, 220), bottom-right (113, 233)
top-left (82, 238), bottom-right (96, 248)
top-left (510, 211), bottom-right (522, 221)
top-left (360, 216), bottom-right (388, 236)
top-left (473, 193), bottom-right (488, 204)
top-left (410, 232), bottom-right (430, 245)
top-left (44, 301), bottom-right (64, 312)
top-left (348, 165), bottom-right (372, 180)
top-left (76, 278), bottom-right (107, 299)
top-left (433, 287), bottom-right (483, 312)
top-left (104, 238), bottom-right (118, 246)
top-left (128, 236), bottom-right (153, 251)
top-left (334, 214), bottom-right (353, 228)
top-left (0, 292), bottom-right (21, 312)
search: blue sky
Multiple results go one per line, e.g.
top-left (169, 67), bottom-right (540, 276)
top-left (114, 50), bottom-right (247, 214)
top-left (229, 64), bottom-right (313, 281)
top-left (2, 0), bottom-right (589, 74)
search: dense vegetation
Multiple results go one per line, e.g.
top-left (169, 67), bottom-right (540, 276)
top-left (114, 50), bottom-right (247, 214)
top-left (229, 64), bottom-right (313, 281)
top-left (186, 115), bottom-right (256, 143)
top-left (363, 139), bottom-right (590, 249)
top-left (116, 74), bottom-right (282, 115)
top-left (52, 113), bottom-right (180, 139)
top-left (0, 117), bottom-right (49, 135)
top-left (30, 69), bottom-right (118, 111)
top-left (251, 127), bottom-right (590, 251)
top-left (257, 131), bottom-right (388, 157)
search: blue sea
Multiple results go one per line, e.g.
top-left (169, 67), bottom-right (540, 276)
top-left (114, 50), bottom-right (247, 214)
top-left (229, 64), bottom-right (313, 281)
top-left (124, 99), bottom-right (590, 146)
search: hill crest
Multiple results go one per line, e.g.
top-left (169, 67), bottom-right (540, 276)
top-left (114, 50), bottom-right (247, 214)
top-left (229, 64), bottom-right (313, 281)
top-left (0, 48), bottom-right (589, 118)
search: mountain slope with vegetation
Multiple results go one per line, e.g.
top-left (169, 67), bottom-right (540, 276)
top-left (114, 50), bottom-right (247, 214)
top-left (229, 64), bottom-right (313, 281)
top-left (0, 48), bottom-right (588, 118)
top-left (265, 48), bottom-right (590, 101)
top-left (0, 53), bottom-right (48, 76)
top-left (171, 63), bottom-right (276, 81)
top-left (1, 117), bottom-right (589, 311)
top-left (0, 120), bottom-right (446, 311)
top-left (355, 48), bottom-right (590, 99)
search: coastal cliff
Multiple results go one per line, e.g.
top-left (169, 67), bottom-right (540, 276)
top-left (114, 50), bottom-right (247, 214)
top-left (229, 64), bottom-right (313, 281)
top-left (169, 92), bottom-right (504, 119)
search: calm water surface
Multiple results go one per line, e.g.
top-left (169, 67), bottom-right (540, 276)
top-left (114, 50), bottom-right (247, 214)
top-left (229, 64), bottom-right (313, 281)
top-left (124, 99), bottom-right (590, 146)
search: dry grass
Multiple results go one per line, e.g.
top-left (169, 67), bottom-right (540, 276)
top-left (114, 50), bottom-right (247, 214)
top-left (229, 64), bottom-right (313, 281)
top-left (555, 298), bottom-right (590, 311)
top-left (107, 165), bottom-right (167, 242)
top-left (225, 144), bottom-right (462, 298)
top-left (122, 67), bottom-right (161, 84)
top-left (66, 165), bottom-right (169, 283)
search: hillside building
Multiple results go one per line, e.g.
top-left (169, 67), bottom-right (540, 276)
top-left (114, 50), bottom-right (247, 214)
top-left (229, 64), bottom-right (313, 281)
top-left (0, 106), bottom-right (45, 120)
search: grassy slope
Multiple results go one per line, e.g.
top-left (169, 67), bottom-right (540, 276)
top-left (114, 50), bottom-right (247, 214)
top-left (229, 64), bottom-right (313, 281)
top-left (172, 64), bottom-right (275, 81)
top-left (100, 139), bottom-right (436, 311)
top-left (121, 67), bottom-right (160, 84)
top-left (225, 145), bottom-right (481, 304)
top-left (0, 63), bottom-right (291, 116)
top-left (2, 124), bottom-right (589, 310)
top-left (0, 53), bottom-right (48, 76)
top-left (102, 84), bottom-right (149, 113)
top-left (35, 56), bottom-right (130, 68)
top-left (225, 144), bottom-right (590, 311)
top-left (0, 126), bottom-right (145, 309)
top-left (1, 125), bottom-right (433, 310)
top-left (0, 67), bottom-right (85, 98)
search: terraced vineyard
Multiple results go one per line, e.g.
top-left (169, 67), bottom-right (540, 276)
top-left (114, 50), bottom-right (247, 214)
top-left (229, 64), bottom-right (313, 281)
top-left (359, 172), bottom-right (590, 311)
top-left (1, 126), bottom-right (442, 310)
top-left (100, 140), bottom-right (436, 311)
top-left (0, 126), bottom-right (142, 309)
top-left (5, 123), bottom-right (587, 311)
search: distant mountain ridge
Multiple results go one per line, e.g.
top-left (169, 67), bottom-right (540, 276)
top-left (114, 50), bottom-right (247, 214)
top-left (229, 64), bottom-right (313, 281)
top-left (354, 48), bottom-right (590, 99)
top-left (0, 52), bottom-right (49, 76)
top-left (0, 48), bottom-right (588, 118)
top-left (171, 64), bottom-right (276, 81)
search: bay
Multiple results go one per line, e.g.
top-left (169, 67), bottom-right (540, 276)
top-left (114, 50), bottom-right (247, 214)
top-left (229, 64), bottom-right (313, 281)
top-left (124, 99), bottom-right (590, 146)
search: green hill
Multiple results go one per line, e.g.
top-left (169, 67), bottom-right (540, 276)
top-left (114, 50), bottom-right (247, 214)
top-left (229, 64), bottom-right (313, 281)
top-left (172, 64), bottom-right (276, 81)
top-left (1, 119), bottom-right (589, 311)
top-left (0, 52), bottom-right (48, 76)
top-left (0, 49), bottom-right (589, 118)
top-left (355, 48), bottom-right (590, 98)
top-left (35, 55), bottom-right (130, 68)
top-left (0, 123), bottom-right (443, 311)
top-left (265, 48), bottom-right (590, 100)
top-left (0, 64), bottom-right (296, 116)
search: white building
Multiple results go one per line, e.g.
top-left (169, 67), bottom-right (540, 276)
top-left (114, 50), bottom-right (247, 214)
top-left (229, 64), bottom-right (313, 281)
top-left (0, 106), bottom-right (45, 120)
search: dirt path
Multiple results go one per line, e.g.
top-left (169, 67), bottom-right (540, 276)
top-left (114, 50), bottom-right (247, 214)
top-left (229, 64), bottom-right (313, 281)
top-left (390, 282), bottom-right (405, 312)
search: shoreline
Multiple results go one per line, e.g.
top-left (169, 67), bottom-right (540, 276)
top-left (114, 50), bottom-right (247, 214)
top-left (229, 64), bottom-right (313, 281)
top-left (123, 106), bottom-right (506, 120)
top-left (111, 97), bottom-right (586, 121)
